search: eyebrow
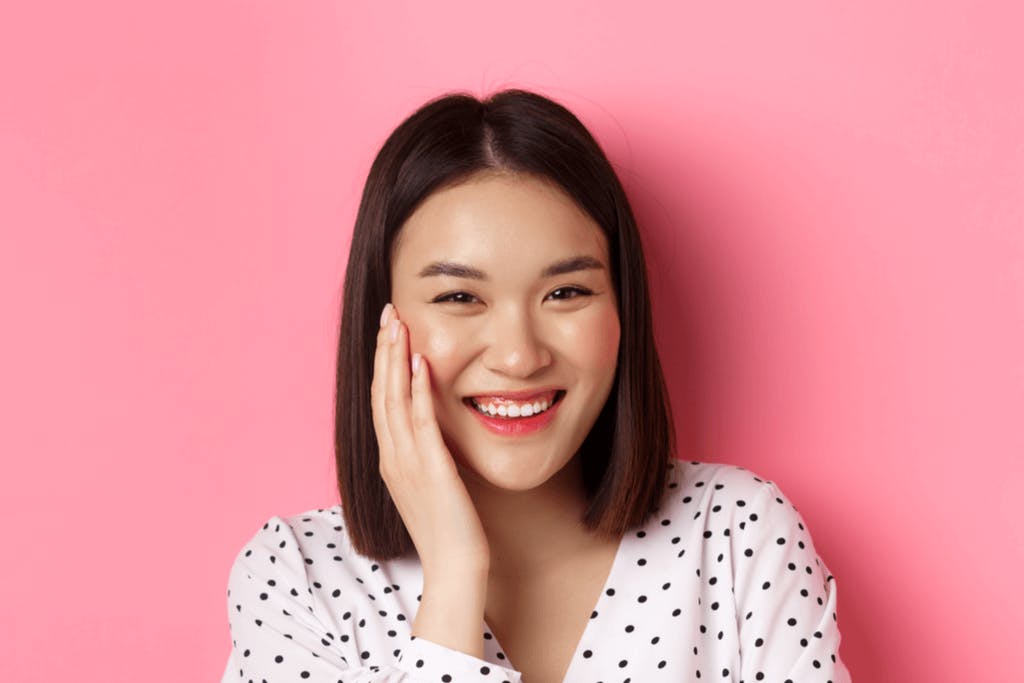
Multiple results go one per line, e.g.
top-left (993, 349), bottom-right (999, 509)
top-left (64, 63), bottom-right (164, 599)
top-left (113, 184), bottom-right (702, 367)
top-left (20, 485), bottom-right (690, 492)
top-left (416, 255), bottom-right (606, 281)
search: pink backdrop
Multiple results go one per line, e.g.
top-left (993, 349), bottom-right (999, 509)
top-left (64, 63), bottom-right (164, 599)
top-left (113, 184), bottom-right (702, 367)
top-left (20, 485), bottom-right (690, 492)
top-left (2, 1), bottom-right (1021, 681)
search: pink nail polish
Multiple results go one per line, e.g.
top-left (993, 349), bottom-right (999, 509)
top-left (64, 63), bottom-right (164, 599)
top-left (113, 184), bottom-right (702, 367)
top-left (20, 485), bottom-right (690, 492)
top-left (389, 318), bottom-right (399, 342)
top-left (380, 303), bottom-right (392, 328)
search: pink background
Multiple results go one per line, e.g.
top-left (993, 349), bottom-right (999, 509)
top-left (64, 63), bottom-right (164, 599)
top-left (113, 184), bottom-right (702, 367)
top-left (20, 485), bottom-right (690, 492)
top-left (2, 1), bottom-right (1021, 681)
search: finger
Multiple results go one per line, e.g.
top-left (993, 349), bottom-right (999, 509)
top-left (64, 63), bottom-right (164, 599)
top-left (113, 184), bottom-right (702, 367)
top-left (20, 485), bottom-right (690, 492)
top-left (409, 353), bottom-right (451, 471)
top-left (371, 307), bottom-right (395, 462)
top-left (384, 314), bottom-right (416, 467)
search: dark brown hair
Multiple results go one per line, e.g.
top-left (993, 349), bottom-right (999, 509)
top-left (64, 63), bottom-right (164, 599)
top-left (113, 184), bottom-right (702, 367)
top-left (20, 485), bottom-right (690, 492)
top-left (334, 88), bottom-right (676, 561)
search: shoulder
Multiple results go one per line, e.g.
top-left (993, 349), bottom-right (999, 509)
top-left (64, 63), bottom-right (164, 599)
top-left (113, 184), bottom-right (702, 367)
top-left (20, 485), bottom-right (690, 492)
top-left (224, 504), bottom-right (401, 641)
top-left (226, 501), bottom-right (394, 566)
top-left (667, 458), bottom-right (782, 505)
top-left (664, 463), bottom-right (850, 679)
top-left (228, 505), bottom-right (348, 564)
top-left (225, 505), bottom-right (369, 596)
top-left (659, 458), bottom-right (811, 541)
top-left (225, 503), bottom-right (409, 597)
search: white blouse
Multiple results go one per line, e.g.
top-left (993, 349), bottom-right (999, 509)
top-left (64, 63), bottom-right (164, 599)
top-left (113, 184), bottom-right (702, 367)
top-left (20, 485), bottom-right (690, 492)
top-left (221, 459), bottom-right (852, 682)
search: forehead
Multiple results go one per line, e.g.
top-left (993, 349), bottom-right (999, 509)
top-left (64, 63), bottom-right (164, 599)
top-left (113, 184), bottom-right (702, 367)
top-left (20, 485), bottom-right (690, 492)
top-left (392, 172), bottom-right (609, 272)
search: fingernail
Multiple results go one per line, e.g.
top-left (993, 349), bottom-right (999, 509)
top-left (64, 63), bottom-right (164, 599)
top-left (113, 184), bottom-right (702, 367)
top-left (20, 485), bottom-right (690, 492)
top-left (380, 303), bottom-right (392, 328)
top-left (411, 353), bottom-right (421, 374)
top-left (389, 318), bottom-right (399, 342)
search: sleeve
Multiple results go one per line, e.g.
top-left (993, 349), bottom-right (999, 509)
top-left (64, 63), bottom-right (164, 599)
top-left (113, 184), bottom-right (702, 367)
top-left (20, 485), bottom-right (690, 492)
top-left (732, 481), bottom-right (853, 683)
top-left (221, 515), bottom-right (522, 683)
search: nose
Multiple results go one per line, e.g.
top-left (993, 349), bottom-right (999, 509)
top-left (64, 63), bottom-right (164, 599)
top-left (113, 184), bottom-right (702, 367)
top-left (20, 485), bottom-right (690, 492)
top-left (481, 307), bottom-right (553, 378)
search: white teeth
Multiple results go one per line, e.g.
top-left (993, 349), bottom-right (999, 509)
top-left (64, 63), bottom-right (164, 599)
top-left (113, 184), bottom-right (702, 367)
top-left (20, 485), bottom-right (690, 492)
top-left (471, 396), bottom-right (555, 418)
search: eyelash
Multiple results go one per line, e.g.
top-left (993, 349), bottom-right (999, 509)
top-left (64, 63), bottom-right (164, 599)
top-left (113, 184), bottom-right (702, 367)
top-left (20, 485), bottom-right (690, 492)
top-left (431, 286), bottom-right (594, 305)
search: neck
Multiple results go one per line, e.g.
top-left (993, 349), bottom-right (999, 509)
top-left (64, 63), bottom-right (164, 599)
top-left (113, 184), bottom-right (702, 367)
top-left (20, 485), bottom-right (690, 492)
top-left (458, 454), bottom-right (605, 582)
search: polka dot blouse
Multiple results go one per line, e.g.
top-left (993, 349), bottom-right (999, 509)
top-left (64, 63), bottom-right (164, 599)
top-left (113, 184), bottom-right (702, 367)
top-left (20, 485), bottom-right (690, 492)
top-left (221, 459), bottom-right (852, 682)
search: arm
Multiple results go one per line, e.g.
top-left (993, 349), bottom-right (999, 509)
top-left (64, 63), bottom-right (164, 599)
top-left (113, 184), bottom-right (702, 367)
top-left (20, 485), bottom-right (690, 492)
top-left (220, 516), bottom-right (522, 682)
top-left (733, 481), bottom-right (853, 682)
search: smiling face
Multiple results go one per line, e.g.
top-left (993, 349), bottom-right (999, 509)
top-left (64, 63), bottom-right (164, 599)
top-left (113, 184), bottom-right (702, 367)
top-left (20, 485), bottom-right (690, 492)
top-left (389, 171), bottom-right (621, 493)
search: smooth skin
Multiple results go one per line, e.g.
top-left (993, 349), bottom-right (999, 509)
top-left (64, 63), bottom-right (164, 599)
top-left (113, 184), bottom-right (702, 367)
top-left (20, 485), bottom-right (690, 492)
top-left (370, 170), bottom-right (622, 662)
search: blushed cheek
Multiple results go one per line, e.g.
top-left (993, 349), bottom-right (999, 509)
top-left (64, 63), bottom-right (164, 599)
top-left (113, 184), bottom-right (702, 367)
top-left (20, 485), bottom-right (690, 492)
top-left (421, 325), bottom-right (462, 361)
top-left (406, 320), bottom-right (464, 398)
top-left (415, 325), bottom-right (471, 450)
top-left (581, 310), bottom-right (621, 369)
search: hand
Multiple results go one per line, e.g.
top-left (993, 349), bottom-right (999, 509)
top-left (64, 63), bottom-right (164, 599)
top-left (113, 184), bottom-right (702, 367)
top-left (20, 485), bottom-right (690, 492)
top-left (370, 303), bottom-right (492, 576)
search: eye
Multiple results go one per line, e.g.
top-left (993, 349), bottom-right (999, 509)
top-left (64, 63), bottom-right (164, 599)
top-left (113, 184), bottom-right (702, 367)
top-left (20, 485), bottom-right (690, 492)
top-left (548, 286), bottom-right (593, 300)
top-left (430, 286), bottom-right (594, 305)
top-left (431, 291), bottom-right (481, 304)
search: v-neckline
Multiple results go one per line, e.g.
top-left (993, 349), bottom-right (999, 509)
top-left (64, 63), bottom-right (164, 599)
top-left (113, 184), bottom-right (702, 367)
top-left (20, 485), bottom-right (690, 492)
top-left (481, 529), bottom-right (631, 682)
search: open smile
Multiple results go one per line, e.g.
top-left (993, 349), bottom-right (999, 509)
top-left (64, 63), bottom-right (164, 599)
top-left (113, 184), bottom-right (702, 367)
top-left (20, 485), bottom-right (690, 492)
top-left (461, 390), bottom-right (567, 436)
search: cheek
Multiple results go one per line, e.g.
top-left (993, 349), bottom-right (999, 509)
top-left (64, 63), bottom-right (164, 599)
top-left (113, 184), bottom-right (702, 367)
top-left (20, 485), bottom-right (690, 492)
top-left (600, 312), bottom-right (621, 362)
top-left (571, 307), bottom-right (621, 369)
top-left (405, 319), bottom-right (464, 391)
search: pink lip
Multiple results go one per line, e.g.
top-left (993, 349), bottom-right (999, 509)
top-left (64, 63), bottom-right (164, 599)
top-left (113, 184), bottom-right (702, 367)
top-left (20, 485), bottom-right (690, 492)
top-left (465, 386), bottom-right (563, 402)
top-left (464, 392), bottom-right (564, 437)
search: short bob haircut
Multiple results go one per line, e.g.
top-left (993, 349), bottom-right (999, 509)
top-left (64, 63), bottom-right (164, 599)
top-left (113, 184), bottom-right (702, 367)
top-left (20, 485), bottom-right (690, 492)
top-left (335, 88), bottom-right (676, 562)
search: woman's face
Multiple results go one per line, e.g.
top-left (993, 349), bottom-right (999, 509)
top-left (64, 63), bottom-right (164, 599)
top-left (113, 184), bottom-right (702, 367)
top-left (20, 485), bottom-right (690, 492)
top-left (389, 171), bottom-right (621, 492)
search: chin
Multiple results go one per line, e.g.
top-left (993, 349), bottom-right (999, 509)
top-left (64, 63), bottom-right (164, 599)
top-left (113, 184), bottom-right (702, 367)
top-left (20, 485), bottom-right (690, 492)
top-left (453, 446), bottom-right (561, 493)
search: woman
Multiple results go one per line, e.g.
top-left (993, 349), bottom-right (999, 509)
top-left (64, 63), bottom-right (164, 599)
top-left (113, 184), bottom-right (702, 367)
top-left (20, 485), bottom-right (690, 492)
top-left (222, 89), bottom-right (852, 682)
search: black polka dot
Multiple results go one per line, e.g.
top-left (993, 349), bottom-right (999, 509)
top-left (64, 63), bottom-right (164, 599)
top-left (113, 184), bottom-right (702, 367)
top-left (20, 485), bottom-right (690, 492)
top-left (223, 461), bottom-right (848, 681)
